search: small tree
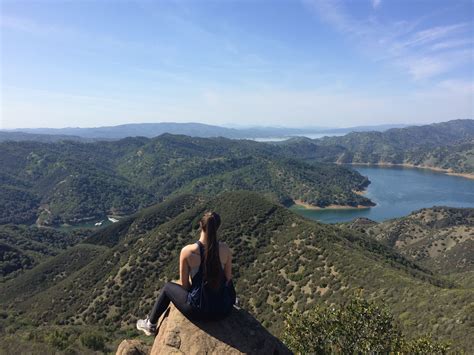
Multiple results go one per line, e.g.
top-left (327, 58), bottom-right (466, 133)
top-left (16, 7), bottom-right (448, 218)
top-left (80, 332), bottom-right (107, 351)
top-left (283, 297), bottom-right (449, 354)
top-left (44, 329), bottom-right (71, 350)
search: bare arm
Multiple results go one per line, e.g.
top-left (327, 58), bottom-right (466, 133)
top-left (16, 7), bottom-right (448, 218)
top-left (179, 247), bottom-right (191, 290)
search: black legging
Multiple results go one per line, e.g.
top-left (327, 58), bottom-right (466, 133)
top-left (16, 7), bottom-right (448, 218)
top-left (149, 282), bottom-right (196, 324)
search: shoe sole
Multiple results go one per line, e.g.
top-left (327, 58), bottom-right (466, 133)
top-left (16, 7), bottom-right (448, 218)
top-left (136, 323), bottom-right (153, 336)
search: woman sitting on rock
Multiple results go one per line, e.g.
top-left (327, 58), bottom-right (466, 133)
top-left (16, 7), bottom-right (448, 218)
top-left (137, 211), bottom-right (236, 336)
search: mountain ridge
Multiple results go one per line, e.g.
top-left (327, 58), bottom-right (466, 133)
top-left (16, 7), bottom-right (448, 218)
top-left (1, 122), bottom-right (408, 141)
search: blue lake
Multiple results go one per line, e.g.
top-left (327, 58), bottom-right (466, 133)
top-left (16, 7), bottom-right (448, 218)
top-left (291, 166), bottom-right (474, 223)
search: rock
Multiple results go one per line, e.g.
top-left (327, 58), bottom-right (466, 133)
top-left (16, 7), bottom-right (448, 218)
top-left (116, 339), bottom-right (150, 355)
top-left (150, 305), bottom-right (292, 354)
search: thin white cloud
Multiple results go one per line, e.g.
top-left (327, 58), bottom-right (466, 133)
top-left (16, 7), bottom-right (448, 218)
top-left (0, 14), bottom-right (78, 37)
top-left (430, 38), bottom-right (473, 51)
top-left (403, 57), bottom-right (449, 80)
top-left (371, 0), bottom-right (381, 10)
top-left (396, 23), bottom-right (468, 50)
top-left (400, 49), bottom-right (472, 80)
top-left (435, 79), bottom-right (474, 94)
top-left (304, 0), bottom-right (473, 81)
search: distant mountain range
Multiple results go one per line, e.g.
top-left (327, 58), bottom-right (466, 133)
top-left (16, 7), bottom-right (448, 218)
top-left (0, 122), bottom-right (408, 141)
top-left (0, 131), bottom-right (94, 143)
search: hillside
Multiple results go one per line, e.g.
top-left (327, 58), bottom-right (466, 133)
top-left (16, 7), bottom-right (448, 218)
top-left (345, 207), bottom-right (474, 275)
top-left (2, 119), bottom-right (471, 226)
top-left (0, 225), bottom-right (90, 281)
top-left (319, 119), bottom-right (474, 152)
top-left (0, 135), bottom-right (372, 226)
top-left (280, 119), bottom-right (474, 175)
top-left (404, 141), bottom-right (474, 174)
top-left (1, 192), bottom-right (472, 353)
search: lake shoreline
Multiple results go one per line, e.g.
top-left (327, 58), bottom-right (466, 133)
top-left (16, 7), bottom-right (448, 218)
top-left (292, 165), bottom-right (474, 223)
top-left (343, 162), bottom-right (474, 180)
top-left (292, 199), bottom-right (372, 210)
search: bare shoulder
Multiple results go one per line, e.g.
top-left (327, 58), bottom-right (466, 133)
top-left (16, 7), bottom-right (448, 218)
top-left (181, 243), bottom-right (199, 256)
top-left (219, 241), bottom-right (231, 255)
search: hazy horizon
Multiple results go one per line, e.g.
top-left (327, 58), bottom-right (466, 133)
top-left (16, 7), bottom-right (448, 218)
top-left (1, 0), bottom-right (473, 129)
top-left (0, 120), bottom-right (416, 131)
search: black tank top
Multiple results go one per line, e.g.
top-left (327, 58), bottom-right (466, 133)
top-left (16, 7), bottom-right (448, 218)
top-left (186, 241), bottom-right (236, 316)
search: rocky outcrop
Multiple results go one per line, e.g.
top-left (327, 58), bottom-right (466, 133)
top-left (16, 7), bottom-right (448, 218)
top-left (117, 305), bottom-right (291, 355)
top-left (116, 339), bottom-right (150, 355)
top-left (151, 305), bottom-right (291, 354)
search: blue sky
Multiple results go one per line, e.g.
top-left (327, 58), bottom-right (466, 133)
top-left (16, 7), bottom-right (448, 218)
top-left (1, 0), bottom-right (473, 128)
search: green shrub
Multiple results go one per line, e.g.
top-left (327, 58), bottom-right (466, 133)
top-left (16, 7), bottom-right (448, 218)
top-left (80, 332), bottom-right (107, 351)
top-left (44, 329), bottom-right (72, 350)
top-left (283, 297), bottom-right (449, 354)
top-left (402, 335), bottom-right (450, 354)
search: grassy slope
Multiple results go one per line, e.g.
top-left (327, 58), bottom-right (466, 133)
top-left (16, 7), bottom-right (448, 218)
top-left (0, 225), bottom-right (91, 281)
top-left (348, 207), bottom-right (474, 275)
top-left (1, 192), bottom-right (472, 352)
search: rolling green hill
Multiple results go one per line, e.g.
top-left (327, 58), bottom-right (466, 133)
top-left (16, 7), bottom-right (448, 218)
top-left (1, 119), bottom-right (473, 353)
top-left (1, 192), bottom-right (472, 352)
top-left (280, 119), bottom-right (474, 174)
top-left (319, 119), bottom-right (474, 152)
top-left (2, 119), bottom-right (471, 227)
top-left (0, 225), bottom-right (90, 281)
top-left (0, 135), bottom-right (372, 226)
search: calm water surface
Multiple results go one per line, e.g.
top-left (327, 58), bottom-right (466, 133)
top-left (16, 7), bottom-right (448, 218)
top-left (251, 132), bottom-right (345, 142)
top-left (292, 166), bottom-right (474, 223)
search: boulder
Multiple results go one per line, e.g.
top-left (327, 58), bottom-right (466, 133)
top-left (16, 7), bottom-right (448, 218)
top-left (116, 339), bottom-right (150, 355)
top-left (151, 305), bottom-right (291, 354)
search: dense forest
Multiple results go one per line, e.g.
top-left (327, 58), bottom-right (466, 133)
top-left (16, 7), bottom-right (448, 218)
top-left (0, 192), bottom-right (472, 353)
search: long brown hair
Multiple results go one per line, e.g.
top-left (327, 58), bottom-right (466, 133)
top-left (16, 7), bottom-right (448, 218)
top-left (200, 211), bottom-right (222, 289)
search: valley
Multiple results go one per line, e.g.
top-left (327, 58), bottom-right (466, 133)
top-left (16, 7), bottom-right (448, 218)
top-left (0, 119), bottom-right (473, 353)
top-left (0, 192), bottom-right (472, 353)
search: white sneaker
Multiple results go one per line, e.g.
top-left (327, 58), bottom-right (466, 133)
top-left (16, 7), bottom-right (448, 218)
top-left (136, 316), bottom-right (157, 336)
